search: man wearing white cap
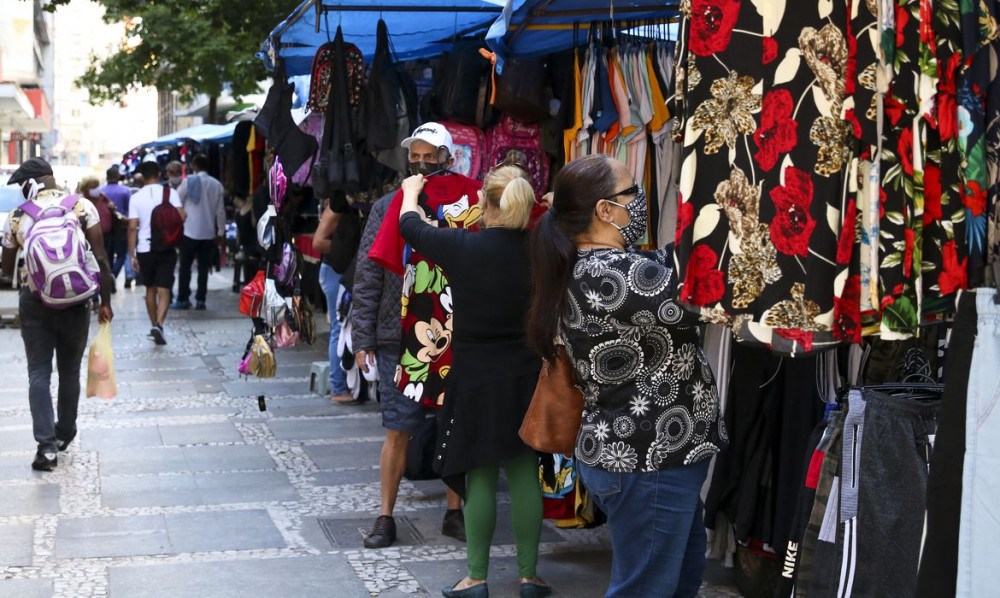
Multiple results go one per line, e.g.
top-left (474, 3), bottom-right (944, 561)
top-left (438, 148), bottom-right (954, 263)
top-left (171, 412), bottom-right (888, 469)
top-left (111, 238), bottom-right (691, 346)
top-left (354, 122), bottom-right (481, 549)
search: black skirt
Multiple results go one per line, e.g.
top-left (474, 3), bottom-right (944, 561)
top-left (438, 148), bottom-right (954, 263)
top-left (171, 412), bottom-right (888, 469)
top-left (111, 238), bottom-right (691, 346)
top-left (435, 341), bottom-right (541, 498)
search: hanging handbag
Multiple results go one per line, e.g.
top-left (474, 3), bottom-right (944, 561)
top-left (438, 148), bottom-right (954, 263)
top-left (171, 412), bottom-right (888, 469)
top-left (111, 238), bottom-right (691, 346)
top-left (519, 345), bottom-right (584, 455)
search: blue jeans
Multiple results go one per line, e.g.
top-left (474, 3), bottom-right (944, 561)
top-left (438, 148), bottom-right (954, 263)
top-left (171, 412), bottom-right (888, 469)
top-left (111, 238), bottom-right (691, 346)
top-left (19, 289), bottom-right (91, 454)
top-left (578, 459), bottom-right (711, 598)
top-left (958, 288), bottom-right (1000, 596)
top-left (176, 236), bottom-right (214, 303)
top-left (318, 263), bottom-right (349, 394)
top-left (111, 231), bottom-right (134, 280)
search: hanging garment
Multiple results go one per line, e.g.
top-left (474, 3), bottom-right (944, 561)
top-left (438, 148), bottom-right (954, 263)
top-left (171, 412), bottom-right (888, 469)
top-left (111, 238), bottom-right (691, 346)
top-left (366, 19), bottom-right (418, 175)
top-left (915, 290), bottom-right (978, 598)
top-left (955, 288), bottom-right (1000, 596)
top-left (367, 174), bottom-right (483, 408)
top-left (703, 344), bottom-right (826, 549)
top-left (809, 389), bottom-right (939, 598)
top-left (674, 0), bottom-right (858, 355)
top-left (254, 62), bottom-right (318, 179)
top-left (564, 48), bottom-right (585, 162)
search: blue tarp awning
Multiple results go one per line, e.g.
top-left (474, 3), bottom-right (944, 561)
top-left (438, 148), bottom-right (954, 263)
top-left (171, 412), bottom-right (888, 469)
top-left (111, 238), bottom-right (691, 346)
top-left (263, 0), bottom-right (524, 77)
top-left (150, 123), bottom-right (238, 146)
top-left (488, 0), bottom-right (678, 61)
top-left (264, 0), bottom-right (677, 78)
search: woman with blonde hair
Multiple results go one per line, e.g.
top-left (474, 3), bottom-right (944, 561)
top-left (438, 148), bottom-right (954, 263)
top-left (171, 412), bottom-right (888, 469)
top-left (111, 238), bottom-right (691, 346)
top-left (399, 164), bottom-right (550, 598)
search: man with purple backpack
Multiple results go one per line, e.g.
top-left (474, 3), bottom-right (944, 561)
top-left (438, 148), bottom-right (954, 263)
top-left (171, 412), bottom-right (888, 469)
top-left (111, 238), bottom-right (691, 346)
top-left (1, 158), bottom-right (114, 472)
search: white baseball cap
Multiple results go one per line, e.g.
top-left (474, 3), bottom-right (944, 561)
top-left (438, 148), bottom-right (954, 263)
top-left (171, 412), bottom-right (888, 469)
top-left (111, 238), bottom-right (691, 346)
top-left (401, 122), bottom-right (455, 159)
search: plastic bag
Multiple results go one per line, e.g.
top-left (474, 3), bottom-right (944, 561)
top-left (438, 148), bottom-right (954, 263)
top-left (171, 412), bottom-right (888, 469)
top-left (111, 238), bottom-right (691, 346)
top-left (86, 322), bottom-right (117, 398)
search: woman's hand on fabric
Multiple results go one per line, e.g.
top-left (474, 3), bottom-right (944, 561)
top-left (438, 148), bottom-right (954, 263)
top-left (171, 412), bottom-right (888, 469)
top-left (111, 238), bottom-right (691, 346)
top-left (401, 174), bottom-right (426, 200)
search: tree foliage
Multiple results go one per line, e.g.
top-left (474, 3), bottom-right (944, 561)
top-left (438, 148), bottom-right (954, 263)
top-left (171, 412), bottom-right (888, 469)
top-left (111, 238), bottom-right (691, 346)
top-left (45, 0), bottom-right (298, 106)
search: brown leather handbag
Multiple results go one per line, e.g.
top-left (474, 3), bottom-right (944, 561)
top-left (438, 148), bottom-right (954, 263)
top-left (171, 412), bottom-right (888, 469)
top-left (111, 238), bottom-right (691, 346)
top-left (519, 345), bottom-right (584, 455)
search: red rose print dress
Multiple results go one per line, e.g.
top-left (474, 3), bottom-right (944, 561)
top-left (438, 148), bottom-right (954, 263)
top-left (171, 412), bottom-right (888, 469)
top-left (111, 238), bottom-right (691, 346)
top-left (674, 0), bottom-right (859, 354)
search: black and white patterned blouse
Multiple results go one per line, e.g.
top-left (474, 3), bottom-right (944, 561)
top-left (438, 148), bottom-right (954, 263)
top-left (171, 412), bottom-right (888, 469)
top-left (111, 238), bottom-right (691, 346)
top-left (563, 246), bottom-right (727, 473)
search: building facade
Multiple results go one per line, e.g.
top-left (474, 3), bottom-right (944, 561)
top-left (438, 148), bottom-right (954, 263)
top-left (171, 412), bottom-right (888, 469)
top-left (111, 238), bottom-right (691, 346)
top-left (0, 0), bottom-right (54, 169)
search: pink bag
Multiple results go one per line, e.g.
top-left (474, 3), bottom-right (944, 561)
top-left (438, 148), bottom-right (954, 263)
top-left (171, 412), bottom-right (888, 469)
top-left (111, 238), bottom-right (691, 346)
top-left (484, 115), bottom-right (551, 194)
top-left (269, 157), bottom-right (288, 211)
top-left (441, 121), bottom-right (487, 181)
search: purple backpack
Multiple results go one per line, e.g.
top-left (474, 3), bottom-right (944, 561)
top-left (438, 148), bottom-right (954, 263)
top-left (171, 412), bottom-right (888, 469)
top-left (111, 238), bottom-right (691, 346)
top-left (19, 195), bottom-right (100, 309)
top-left (272, 242), bottom-right (298, 287)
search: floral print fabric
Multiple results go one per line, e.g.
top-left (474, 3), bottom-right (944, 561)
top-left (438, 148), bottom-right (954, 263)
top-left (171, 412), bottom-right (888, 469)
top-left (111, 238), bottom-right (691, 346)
top-left (673, 0), bottom-right (999, 352)
top-left (563, 247), bottom-right (726, 473)
top-left (674, 0), bottom-right (858, 354)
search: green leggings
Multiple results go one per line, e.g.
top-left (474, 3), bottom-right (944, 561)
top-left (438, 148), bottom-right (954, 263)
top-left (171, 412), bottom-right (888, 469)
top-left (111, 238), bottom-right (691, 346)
top-left (464, 452), bottom-right (543, 580)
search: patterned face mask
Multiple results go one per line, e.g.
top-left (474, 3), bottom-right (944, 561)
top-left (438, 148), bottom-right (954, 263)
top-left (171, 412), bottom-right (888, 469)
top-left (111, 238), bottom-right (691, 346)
top-left (606, 187), bottom-right (647, 246)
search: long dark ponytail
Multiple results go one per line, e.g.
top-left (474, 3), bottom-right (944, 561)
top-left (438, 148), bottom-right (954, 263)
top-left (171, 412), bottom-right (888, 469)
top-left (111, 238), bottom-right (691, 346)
top-left (528, 155), bottom-right (619, 360)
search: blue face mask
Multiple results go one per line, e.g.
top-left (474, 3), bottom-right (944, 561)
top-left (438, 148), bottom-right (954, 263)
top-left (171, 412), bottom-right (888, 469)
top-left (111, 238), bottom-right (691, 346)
top-left (606, 187), bottom-right (648, 246)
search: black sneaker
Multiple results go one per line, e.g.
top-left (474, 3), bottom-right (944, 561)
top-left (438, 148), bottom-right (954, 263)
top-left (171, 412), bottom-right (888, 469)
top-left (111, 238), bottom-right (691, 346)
top-left (151, 325), bottom-right (167, 345)
top-left (170, 300), bottom-right (192, 310)
top-left (125, 278), bottom-right (135, 289)
top-left (442, 509), bottom-right (467, 542)
top-left (31, 452), bottom-right (57, 471)
top-left (56, 433), bottom-right (76, 452)
top-left (195, 302), bottom-right (206, 310)
top-left (364, 515), bottom-right (397, 549)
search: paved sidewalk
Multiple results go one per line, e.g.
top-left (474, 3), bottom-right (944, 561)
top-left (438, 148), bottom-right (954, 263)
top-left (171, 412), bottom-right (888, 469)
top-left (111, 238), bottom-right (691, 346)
top-left (0, 269), bottom-right (739, 597)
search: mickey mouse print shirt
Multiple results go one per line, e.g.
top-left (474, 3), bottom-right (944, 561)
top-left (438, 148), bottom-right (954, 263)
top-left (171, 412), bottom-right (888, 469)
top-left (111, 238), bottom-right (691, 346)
top-left (368, 174), bottom-right (482, 407)
top-left (563, 246), bottom-right (726, 473)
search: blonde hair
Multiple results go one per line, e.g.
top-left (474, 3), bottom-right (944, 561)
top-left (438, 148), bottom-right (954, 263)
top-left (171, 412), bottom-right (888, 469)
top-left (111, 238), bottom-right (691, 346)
top-left (481, 165), bottom-right (534, 230)
top-left (77, 176), bottom-right (100, 194)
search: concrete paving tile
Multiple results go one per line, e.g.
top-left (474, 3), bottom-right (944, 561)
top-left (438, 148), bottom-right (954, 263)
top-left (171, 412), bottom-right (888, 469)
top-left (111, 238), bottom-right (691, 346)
top-left (157, 422), bottom-right (243, 446)
top-left (182, 445), bottom-right (275, 472)
top-left (101, 474), bottom-right (200, 509)
top-left (0, 579), bottom-right (52, 598)
top-left (100, 446), bottom-right (188, 476)
top-left (222, 379), bottom-right (312, 398)
top-left (0, 428), bottom-right (33, 451)
top-left (407, 552), bottom-right (614, 598)
top-left (55, 514), bottom-right (169, 559)
top-left (0, 455), bottom-right (40, 481)
top-left (304, 441), bottom-right (383, 470)
top-left (193, 471), bottom-right (300, 504)
top-left (95, 405), bottom-right (238, 421)
top-left (109, 555), bottom-right (368, 598)
top-left (310, 468), bottom-right (381, 486)
top-left (81, 426), bottom-right (163, 450)
top-left (164, 509), bottom-right (285, 553)
top-left (115, 356), bottom-right (208, 370)
top-left (0, 484), bottom-right (60, 516)
top-left (129, 382), bottom-right (201, 399)
top-left (268, 399), bottom-right (380, 418)
top-left (267, 417), bottom-right (382, 441)
top-left (0, 523), bottom-right (34, 566)
top-left (0, 414), bottom-right (31, 428)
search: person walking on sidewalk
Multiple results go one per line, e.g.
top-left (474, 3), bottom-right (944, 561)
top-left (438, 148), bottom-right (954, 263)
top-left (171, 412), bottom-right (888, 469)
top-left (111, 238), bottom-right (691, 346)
top-left (527, 155), bottom-right (726, 598)
top-left (352, 192), bottom-right (465, 550)
top-left (1, 158), bottom-right (114, 471)
top-left (172, 154), bottom-right (225, 310)
top-left (313, 197), bottom-right (361, 404)
top-left (99, 165), bottom-right (135, 289)
top-left (400, 164), bottom-right (548, 598)
top-left (129, 161), bottom-right (185, 345)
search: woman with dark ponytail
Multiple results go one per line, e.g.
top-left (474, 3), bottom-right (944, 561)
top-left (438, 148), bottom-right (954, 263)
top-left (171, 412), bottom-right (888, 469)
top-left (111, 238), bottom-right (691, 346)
top-left (528, 155), bottom-right (727, 598)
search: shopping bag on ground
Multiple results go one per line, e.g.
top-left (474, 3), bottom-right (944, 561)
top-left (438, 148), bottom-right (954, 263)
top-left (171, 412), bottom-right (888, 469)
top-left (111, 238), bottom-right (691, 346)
top-left (86, 322), bottom-right (117, 399)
